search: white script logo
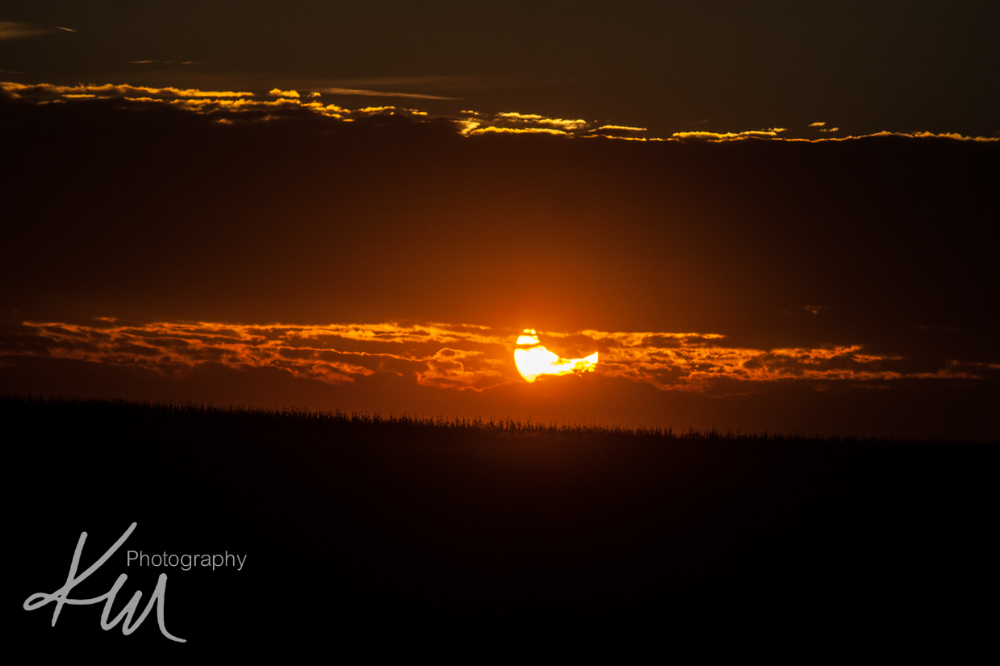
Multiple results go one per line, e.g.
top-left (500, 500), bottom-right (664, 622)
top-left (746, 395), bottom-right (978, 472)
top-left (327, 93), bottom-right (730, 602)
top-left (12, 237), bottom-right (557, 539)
top-left (23, 522), bottom-right (186, 643)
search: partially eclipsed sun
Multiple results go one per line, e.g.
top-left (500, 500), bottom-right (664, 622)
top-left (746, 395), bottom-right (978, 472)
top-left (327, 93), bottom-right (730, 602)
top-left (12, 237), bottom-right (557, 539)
top-left (514, 329), bottom-right (598, 383)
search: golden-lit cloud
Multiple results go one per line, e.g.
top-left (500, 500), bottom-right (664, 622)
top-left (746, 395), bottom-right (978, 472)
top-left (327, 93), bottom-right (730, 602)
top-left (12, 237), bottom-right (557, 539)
top-left (494, 112), bottom-right (589, 131)
top-left (2, 81), bottom-right (996, 143)
top-left (784, 130), bottom-right (996, 143)
top-left (495, 112), bottom-right (544, 120)
top-left (0, 82), bottom-right (253, 98)
top-left (2, 320), bottom-right (988, 395)
top-left (671, 128), bottom-right (788, 141)
top-left (457, 119), bottom-right (481, 135)
top-left (539, 118), bottom-right (588, 129)
top-left (585, 135), bottom-right (658, 142)
top-left (467, 126), bottom-right (568, 136)
top-left (668, 127), bottom-right (997, 143)
top-left (596, 125), bottom-right (647, 132)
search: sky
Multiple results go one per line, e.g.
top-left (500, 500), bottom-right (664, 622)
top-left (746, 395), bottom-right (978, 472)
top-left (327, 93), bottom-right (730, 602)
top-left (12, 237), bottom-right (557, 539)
top-left (1, 2), bottom-right (997, 438)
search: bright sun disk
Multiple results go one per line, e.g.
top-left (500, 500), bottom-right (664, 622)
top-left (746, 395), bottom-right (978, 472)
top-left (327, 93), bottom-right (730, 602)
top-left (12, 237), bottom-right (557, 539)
top-left (514, 329), bottom-right (598, 382)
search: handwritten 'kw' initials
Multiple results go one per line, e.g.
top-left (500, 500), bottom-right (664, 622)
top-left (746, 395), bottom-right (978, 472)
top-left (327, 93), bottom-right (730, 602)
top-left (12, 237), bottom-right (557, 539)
top-left (23, 522), bottom-right (186, 643)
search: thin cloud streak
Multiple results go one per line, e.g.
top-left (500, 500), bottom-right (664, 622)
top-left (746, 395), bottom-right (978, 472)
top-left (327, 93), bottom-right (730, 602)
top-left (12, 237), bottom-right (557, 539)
top-left (324, 75), bottom-right (478, 88)
top-left (126, 59), bottom-right (199, 65)
top-left (320, 87), bottom-right (459, 100)
top-left (0, 21), bottom-right (50, 41)
top-left (597, 125), bottom-right (647, 132)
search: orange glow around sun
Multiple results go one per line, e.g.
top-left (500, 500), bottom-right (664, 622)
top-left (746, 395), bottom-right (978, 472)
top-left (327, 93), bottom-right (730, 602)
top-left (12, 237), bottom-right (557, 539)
top-left (514, 329), bottom-right (598, 383)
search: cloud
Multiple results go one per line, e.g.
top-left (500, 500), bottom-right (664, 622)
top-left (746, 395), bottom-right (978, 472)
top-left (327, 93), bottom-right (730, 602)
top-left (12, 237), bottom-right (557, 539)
top-left (320, 87), bottom-right (458, 100)
top-left (671, 128), bottom-right (788, 141)
top-left (596, 125), bottom-right (647, 132)
top-left (495, 112), bottom-right (589, 130)
top-left (417, 348), bottom-right (510, 390)
top-left (585, 135), bottom-right (659, 142)
top-left (457, 119), bottom-right (481, 135)
top-left (467, 126), bottom-right (569, 136)
top-left (496, 112), bottom-right (545, 120)
top-left (0, 81), bottom-right (253, 98)
top-left (668, 127), bottom-right (997, 143)
top-left (0, 82), bottom-right (430, 123)
top-left (2, 80), bottom-right (997, 144)
top-left (0, 321), bottom-right (516, 391)
top-left (785, 130), bottom-right (996, 143)
top-left (1, 320), bottom-right (987, 395)
top-left (0, 21), bottom-right (50, 41)
top-left (808, 121), bottom-right (826, 127)
top-left (321, 75), bottom-right (478, 90)
top-left (127, 59), bottom-right (200, 66)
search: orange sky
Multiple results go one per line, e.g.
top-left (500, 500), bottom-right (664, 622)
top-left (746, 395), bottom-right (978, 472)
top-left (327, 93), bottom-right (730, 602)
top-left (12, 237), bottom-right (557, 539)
top-left (1, 77), bottom-right (997, 439)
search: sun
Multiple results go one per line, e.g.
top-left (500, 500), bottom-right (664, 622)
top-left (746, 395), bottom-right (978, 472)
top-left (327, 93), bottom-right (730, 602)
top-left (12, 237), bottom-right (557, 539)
top-left (514, 329), bottom-right (598, 383)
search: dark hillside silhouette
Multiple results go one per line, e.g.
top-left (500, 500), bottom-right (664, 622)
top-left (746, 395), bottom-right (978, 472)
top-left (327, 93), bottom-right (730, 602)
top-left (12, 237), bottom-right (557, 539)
top-left (7, 395), bottom-right (998, 657)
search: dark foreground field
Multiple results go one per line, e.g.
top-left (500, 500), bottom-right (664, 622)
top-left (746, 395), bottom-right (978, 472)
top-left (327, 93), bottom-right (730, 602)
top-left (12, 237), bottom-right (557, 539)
top-left (7, 396), bottom-right (999, 658)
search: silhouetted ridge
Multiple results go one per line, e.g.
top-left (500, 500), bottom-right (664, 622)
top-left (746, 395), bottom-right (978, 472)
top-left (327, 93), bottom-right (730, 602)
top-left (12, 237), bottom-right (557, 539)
top-left (2, 393), bottom-right (986, 445)
top-left (7, 393), bottom-right (998, 658)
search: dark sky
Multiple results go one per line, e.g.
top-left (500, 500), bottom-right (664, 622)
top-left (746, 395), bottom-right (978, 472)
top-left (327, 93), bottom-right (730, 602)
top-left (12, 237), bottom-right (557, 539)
top-left (2, 1), bottom-right (998, 137)
top-left (1, 3), bottom-right (997, 438)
